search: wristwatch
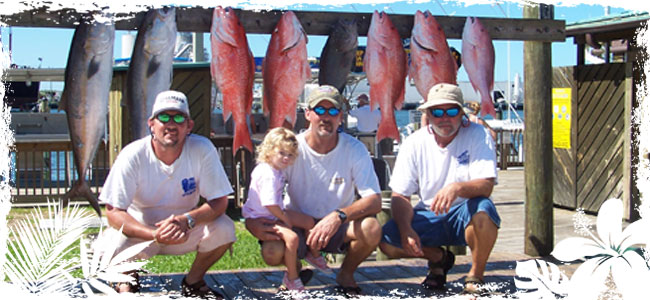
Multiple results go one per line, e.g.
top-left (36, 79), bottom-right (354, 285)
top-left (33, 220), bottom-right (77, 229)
top-left (184, 213), bottom-right (195, 229)
top-left (335, 209), bottom-right (347, 223)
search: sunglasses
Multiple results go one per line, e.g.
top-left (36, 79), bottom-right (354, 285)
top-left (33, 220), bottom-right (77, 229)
top-left (156, 113), bottom-right (187, 124)
top-left (430, 107), bottom-right (460, 118)
top-left (312, 106), bottom-right (341, 117)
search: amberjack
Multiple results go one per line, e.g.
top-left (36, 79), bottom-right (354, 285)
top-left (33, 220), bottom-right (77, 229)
top-left (364, 11), bottom-right (407, 142)
top-left (126, 7), bottom-right (176, 140)
top-left (409, 10), bottom-right (457, 99)
top-left (462, 16), bottom-right (496, 118)
top-left (318, 18), bottom-right (358, 94)
top-left (262, 11), bottom-right (311, 129)
top-left (210, 6), bottom-right (255, 154)
top-left (61, 14), bottom-right (115, 216)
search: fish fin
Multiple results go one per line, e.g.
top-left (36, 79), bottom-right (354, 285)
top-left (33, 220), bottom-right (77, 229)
top-left (232, 120), bottom-right (254, 155)
top-left (376, 118), bottom-right (400, 143)
top-left (65, 181), bottom-right (102, 217)
top-left (480, 92), bottom-right (497, 118)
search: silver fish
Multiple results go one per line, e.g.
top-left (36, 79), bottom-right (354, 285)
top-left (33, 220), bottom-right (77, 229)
top-left (126, 7), bottom-right (176, 140)
top-left (61, 14), bottom-right (115, 216)
top-left (318, 18), bottom-right (358, 93)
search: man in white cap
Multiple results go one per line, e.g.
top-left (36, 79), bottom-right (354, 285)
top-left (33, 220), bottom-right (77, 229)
top-left (100, 90), bottom-right (235, 299)
top-left (379, 83), bottom-right (499, 295)
top-left (349, 93), bottom-right (381, 133)
top-left (246, 85), bottom-right (382, 297)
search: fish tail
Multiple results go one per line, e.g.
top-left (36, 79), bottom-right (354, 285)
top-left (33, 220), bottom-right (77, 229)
top-left (480, 92), bottom-right (497, 118)
top-left (376, 117), bottom-right (400, 143)
top-left (232, 120), bottom-right (254, 155)
top-left (65, 180), bottom-right (102, 216)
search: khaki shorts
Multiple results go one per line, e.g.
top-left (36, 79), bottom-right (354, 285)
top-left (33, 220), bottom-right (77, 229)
top-left (102, 214), bottom-right (236, 260)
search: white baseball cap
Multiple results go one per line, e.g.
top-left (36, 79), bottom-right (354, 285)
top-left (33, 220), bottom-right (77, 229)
top-left (150, 90), bottom-right (190, 119)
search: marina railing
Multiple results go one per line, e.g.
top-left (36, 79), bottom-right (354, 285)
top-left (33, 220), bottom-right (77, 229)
top-left (496, 128), bottom-right (524, 169)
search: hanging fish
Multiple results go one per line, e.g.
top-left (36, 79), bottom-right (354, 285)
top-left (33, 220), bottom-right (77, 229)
top-left (126, 7), bottom-right (176, 140)
top-left (364, 11), bottom-right (407, 142)
top-left (210, 6), bottom-right (255, 154)
top-left (409, 10), bottom-right (457, 99)
top-left (262, 11), bottom-right (311, 129)
top-left (61, 13), bottom-right (115, 216)
top-left (462, 16), bottom-right (497, 118)
top-left (318, 18), bottom-right (358, 94)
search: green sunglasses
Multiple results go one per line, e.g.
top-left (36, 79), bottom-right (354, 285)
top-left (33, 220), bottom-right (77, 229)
top-left (156, 113), bottom-right (187, 124)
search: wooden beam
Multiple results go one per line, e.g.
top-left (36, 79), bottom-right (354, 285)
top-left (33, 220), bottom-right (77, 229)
top-left (1, 6), bottom-right (566, 41)
top-left (523, 3), bottom-right (554, 257)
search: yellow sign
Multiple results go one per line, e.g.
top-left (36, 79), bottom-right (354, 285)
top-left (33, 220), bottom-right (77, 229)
top-left (552, 88), bottom-right (571, 149)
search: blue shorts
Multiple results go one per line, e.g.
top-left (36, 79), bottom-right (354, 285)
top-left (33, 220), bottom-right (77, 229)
top-left (381, 197), bottom-right (501, 247)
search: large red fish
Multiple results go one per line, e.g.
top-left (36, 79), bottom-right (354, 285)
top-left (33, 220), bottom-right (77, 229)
top-left (409, 10), bottom-right (457, 99)
top-left (462, 16), bottom-right (497, 118)
top-left (262, 11), bottom-right (311, 129)
top-left (210, 6), bottom-right (254, 154)
top-left (364, 11), bottom-right (407, 142)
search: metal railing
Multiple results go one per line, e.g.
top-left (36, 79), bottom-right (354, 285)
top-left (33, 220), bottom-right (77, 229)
top-left (496, 128), bottom-right (524, 169)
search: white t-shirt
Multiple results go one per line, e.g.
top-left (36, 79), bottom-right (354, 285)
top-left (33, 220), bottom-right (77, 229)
top-left (389, 123), bottom-right (497, 210)
top-left (99, 134), bottom-right (233, 226)
top-left (242, 163), bottom-right (286, 220)
top-left (284, 131), bottom-right (381, 219)
top-left (349, 105), bottom-right (382, 133)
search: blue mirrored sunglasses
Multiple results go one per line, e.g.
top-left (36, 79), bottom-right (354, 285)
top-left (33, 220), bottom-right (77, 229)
top-left (156, 113), bottom-right (187, 124)
top-left (312, 106), bottom-right (341, 117)
top-left (430, 107), bottom-right (460, 118)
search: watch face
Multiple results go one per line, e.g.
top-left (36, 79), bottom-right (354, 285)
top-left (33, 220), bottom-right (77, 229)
top-left (337, 210), bottom-right (347, 221)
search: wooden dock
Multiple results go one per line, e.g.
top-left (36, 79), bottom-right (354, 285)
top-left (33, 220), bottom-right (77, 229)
top-left (134, 169), bottom-right (596, 299)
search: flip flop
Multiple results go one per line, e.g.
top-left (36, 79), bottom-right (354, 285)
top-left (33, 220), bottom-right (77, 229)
top-left (334, 285), bottom-right (362, 298)
top-left (461, 276), bottom-right (490, 296)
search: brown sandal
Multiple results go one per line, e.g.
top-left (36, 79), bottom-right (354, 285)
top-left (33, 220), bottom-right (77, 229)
top-left (181, 277), bottom-right (224, 299)
top-left (461, 276), bottom-right (489, 296)
top-left (421, 248), bottom-right (455, 290)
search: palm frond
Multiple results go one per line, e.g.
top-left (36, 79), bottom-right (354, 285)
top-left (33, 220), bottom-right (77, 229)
top-left (78, 225), bottom-right (152, 296)
top-left (3, 198), bottom-right (96, 294)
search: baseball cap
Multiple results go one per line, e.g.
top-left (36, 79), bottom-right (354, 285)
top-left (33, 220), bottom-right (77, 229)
top-left (150, 90), bottom-right (190, 119)
top-left (417, 83), bottom-right (464, 112)
top-left (307, 85), bottom-right (343, 109)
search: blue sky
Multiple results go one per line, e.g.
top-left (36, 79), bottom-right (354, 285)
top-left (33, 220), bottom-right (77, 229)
top-left (0, 2), bottom-right (633, 91)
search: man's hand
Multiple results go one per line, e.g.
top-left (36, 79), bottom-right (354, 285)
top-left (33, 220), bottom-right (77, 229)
top-left (400, 227), bottom-right (424, 257)
top-left (430, 182), bottom-right (460, 215)
top-left (245, 217), bottom-right (281, 241)
top-left (306, 212), bottom-right (341, 251)
top-left (153, 215), bottom-right (188, 245)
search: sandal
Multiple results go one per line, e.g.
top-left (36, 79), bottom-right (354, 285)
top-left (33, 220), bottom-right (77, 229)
top-left (113, 271), bottom-right (141, 293)
top-left (461, 276), bottom-right (488, 296)
top-left (181, 277), bottom-right (225, 299)
top-left (334, 285), bottom-right (362, 298)
top-left (421, 247), bottom-right (455, 290)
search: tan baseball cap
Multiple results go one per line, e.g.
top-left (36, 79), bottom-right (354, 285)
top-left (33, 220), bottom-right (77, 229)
top-left (417, 83), bottom-right (464, 112)
top-left (307, 85), bottom-right (343, 109)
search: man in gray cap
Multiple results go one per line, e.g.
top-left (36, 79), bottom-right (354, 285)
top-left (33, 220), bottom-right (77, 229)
top-left (379, 83), bottom-right (499, 295)
top-left (246, 85), bottom-right (382, 296)
top-left (100, 90), bottom-right (235, 299)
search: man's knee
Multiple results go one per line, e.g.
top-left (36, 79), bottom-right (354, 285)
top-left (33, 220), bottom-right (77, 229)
top-left (470, 211), bottom-right (497, 233)
top-left (261, 240), bottom-right (285, 266)
top-left (356, 217), bottom-right (382, 247)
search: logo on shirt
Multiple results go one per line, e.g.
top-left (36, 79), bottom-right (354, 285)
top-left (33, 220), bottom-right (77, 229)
top-left (457, 150), bottom-right (470, 165)
top-left (332, 177), bottom-right (345, 185)
top-left (181, 177), bottom-right (196, 196)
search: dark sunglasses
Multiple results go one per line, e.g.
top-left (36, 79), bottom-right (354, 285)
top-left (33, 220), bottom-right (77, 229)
top-left (430, 107), bottom-right (460, 118)
top-left (156, 113), bottom-right (187, 124)
top-left (312, 106), bottom-right (341, 117)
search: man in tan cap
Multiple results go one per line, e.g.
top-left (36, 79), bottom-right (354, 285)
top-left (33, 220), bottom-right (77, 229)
top-left (379, 83), bottom-right (499, 295)
top-left (246, 85), bottom-right (382, 296)
top-left (101, 90), bottom-right (235, 299)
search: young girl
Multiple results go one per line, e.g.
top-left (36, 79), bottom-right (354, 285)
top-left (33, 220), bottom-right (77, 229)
top-left (242, 127), bottom-right (331, 292)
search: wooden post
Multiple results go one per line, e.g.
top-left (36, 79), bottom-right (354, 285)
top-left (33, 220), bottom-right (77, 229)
top-left (523, 3), bottom-right (554, 256)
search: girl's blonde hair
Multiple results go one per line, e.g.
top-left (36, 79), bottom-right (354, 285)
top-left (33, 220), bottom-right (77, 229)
top-left (256, 127), bottom-right (299, 164)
